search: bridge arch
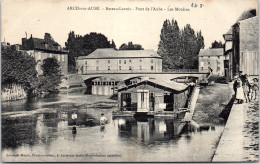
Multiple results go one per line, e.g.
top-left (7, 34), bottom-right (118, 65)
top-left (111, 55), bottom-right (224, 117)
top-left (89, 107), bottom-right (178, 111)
top-left (84, 76), bottom-right (119, 95)
top-left (123, 76), bottom-right (153, 85)
top-left (170, 75), bottom-right (199, 83)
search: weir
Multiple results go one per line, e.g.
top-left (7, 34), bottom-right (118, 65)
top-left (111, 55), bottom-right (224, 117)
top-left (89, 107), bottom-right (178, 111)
top-left (177, 86), bottom-right (200, 134)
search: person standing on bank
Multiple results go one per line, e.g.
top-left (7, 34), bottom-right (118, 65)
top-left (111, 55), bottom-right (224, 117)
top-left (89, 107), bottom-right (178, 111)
top-left (242, 74), bottom-right (250, 103)
top-left (236, 77), bottom-right (245, 104)
top-left (233, 76), bottom-right (238, 98)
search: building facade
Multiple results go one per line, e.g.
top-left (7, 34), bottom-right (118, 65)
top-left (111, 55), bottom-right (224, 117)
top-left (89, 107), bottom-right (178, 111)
top-left (117, 79), bottom-right (190, 113)
top-left (198, 48), bottom-right (225, 76)
top-left (223, 29), bottom-right (233, 80)
top-left (21, 33), bottom-right (68, 75)
top-left (233, 16), bottom-right (258, 77)
top-left (76, 48), bottom-right (162, 74)
top-left (224, 16), bottom-right (258, 80)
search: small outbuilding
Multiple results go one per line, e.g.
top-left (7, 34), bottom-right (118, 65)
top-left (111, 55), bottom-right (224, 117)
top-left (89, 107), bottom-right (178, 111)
top-left (117, 79), bottom-right (192, 114)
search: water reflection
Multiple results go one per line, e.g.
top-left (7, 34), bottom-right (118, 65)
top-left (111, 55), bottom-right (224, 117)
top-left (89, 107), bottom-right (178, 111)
top-left (114, 117), bottom-right (194, 145)
top-left (2, 93), bottom-right (224, 162)
top-left (2, 116), bottom-right (38, 149)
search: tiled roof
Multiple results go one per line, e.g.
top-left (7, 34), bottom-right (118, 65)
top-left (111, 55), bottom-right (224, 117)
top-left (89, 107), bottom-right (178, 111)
top-left (198, 48), bottom-right (224, 56)
top-left (77, 48), bottom-right (162, 59)
top-left (118, 79), bottom-right (189, 92)
top-left (22, 33), bottom-right (67, 53)
top-left (238, 16), bottom-right (258, 24)
top-left (224, 28), bottom-right (232, 35)
top-left (223, 28), bottom-right (233, 41)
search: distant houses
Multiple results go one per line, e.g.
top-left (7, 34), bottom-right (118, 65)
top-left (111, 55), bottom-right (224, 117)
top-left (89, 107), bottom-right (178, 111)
top-left (223, 16), bottom-right (258, 80)
top-left (76, 48), bottom-right (163, 74)
top-left (198, 48), bottom-right (225, 76)
top-left (21, 33), bottom-right (68, 75)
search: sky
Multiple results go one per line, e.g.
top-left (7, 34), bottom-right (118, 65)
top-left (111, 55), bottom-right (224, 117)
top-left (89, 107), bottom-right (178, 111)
top-left (1, 0), bottom-right (258, 50)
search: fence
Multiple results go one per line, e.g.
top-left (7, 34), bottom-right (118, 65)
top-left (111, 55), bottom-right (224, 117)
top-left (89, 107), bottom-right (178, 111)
top-left (2, 83), bottom-right (27, 101)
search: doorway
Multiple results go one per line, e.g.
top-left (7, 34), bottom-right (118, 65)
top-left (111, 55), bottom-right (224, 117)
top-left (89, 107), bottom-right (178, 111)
top-left (137, 90), bottom-right (149, 112)
top-left (164, 93), bottom-right (174, 111)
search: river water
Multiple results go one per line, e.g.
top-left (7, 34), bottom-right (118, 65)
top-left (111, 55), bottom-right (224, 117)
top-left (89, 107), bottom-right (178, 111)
top-left (2, 92), bottom-right (224, 162)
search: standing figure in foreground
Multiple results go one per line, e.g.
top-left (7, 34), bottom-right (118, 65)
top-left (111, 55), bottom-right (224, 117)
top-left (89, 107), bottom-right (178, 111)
top-left (250, 78), bottom-right (259, 100)
top-left (236, 77), bottom-right (245, 104)
top-left (72, 111), bottom-right (78, 133)
top-left (100, 113), bottom-right (107, 126)
top-left (233, 76), bottom-right (238, 100)
top-left (241, 74), bottom-right (250, 103)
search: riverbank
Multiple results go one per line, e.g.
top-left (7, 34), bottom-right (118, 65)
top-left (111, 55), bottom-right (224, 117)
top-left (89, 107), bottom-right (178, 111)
top-left (212, 97), bottom-right (259, 162)
top-left (193, 83), bottom-right (232, 124)
top-left (2, 94), bottom-right (117, 121)
top-left (243, 98), bottom-right (259, 161)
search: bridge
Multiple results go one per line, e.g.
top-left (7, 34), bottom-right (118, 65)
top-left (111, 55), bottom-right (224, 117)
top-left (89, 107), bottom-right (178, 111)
top-left (80, 71), bottom-right (209, 82)
top-left (62, 70), bottom-right (209, 95)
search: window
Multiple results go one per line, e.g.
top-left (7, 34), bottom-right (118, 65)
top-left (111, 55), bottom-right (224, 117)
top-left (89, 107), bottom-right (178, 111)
top-left (208, 62), bottom-right (210, 65)
top-left (151, 66), bottom-right (154, 70)
top-left (139, 59), bottom-right (142, 62)
top-left (108, 60), bottom-right (110, 64)
top-left (217, 67), bottom-right (220, 72)
top-left (129, 60), bottom-right (131, 63)
top-left (141, 92), bottom-right (144, 102)
top-left (119, 66), bottom-right (121, 70)
top-left (96, 60), bottom-right (99, 64)
top-left (129, 66), bottom-right (132, 70)
top-left (108, 66), bottom-right (110, 70)
top-left (119, 60), bottom-right (121, 64)
top-left (140, 66), bottom-right (142, 70)
top-left (151, 59), bottom-right (153, 63)
top-left (201, 67), bottom-right (203, 71)
top-left (85, 61), bottom-right (87, 65)
top-left (218, 56), bottom-right (220, 59)
top-left (124, 60), bottom-right (126, 64)
top-left (96, 66), bottom-right (99, 71)
top-left (208, 56), bottom-right (210, 59)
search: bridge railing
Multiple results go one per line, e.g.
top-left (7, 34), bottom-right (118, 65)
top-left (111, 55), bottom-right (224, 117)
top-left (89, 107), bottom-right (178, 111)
top-left (79, 69), bottom-right (209, 74)
top-left (80, 69), bottom-right (163, 74)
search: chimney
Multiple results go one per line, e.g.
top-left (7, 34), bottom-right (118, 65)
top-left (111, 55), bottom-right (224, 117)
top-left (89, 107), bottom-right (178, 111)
top-left (22, 38), bottom-right (27, 46)
top-left (44, 33), bottom-right (52, 42)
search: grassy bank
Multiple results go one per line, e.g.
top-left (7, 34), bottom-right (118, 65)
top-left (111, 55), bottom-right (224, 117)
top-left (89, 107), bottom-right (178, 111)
top-left (193, 83), bottom-right (233, 124)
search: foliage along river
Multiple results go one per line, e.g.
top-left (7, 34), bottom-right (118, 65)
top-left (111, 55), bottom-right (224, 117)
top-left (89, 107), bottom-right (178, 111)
top-left (2, 91), bottom-right (224, 162)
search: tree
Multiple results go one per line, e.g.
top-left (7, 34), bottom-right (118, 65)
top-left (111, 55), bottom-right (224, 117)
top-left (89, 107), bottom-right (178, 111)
top-left (41, 57), bottom-right (61, 76)
top-left (35, 57), bottom-right (62, 93)
top-left (110, 39), bottom-right (117, 49)
top-left (65, 31), bottom-right (115, 73)
top-left (210, 40), bottom-right (224, 48)
top-left (119, 42), bottom-right (144, 50)
top-left (158, 19), bottom-right (182, 69)
top-left (1, 46), bottom-right (38, 92)
top-left (157, 19), bottom-right (204, 70)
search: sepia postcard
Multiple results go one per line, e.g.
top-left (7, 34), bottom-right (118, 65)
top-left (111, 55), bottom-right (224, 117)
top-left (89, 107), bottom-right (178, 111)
top-left (1, 0), bottom-right (259, 162)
